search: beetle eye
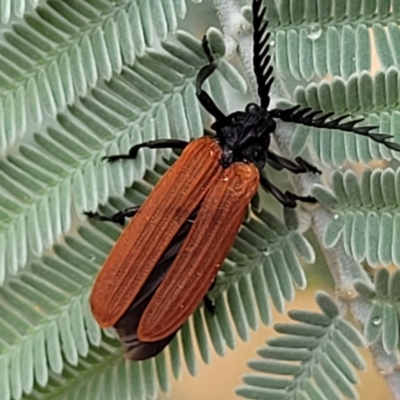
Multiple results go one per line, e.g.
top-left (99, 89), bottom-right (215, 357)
top-left (245, 103), bottom-right (258, 113)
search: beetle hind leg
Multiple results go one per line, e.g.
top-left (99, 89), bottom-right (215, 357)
top-left (203, 277), bottom-right (217, 314)
top-left (203, 294), bottom-right (216, 314)
top-left (84, 206), bottom-right (141, 225)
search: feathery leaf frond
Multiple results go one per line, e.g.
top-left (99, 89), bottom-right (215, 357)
top-left (313, 168), bottom-right (400, 267)
top-left (0, 0), bottom-right (201, 149)
top-left (236, 292), bottom-right (365, 400)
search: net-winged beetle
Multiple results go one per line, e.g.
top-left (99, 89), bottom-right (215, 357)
top-left (87, 0), bottom-right (400, 360)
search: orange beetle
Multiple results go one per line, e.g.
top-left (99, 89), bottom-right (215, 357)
top-left (90, 137), bottom-right (259, 359)
top-left (87, 0), bottom-right (400, 360)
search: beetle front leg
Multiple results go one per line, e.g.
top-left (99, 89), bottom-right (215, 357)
top-left (196, 37), bottom-right (226, 122)
top-left (84, 206), bottom-right (141, 225)
top-left (103, 139), bottom-right (189, 162)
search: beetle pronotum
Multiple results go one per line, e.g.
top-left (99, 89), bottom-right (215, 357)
top-left (87, 0), bottom-right (400, 360)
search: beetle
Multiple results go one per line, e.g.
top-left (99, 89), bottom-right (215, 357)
top-left (87, 0), bottom-right (400, 360)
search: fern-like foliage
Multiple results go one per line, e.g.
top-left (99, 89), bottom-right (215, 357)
top-left (236, 292), bottom-right (366, 400)
top-left (312, 168), bottom-right (400, 267)
top-left (0, 0), bottom-right (42, 25)
top-left (20, 334), bottom-right (152, 400)
top-left (0, 0), bottom-right (399, 399)
top-left (263, 0), bottom-right (400, 80)
top-left (0, 0), bottom-right (201, 149)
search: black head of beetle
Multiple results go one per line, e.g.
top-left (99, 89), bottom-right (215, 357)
top-left (211, 103), bottom-right (276, 169)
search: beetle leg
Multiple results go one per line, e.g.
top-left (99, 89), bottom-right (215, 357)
top-left (245, 192), bottom-right (261, 221)
top-left (103, 139), bottom-right (189, 162)
top-left (203, 277), bottom-right (217, 314)
top-left (284, 191), bottom-right (318, 205)
top-left (294, 156), bottom-right (322, 174)
top-left (264, 154), bottom-right (284, 171)
top-left (250, 191), bottom-right (262, 213)
top-left (86, 206), bottom-right (197, 229)
top-left (259, 175), bottom-right (317, 208)
top-left (84, 206), bottom-right (141, 225)
top-left (267, 151), bottom-right (321, 174)
top-left (203, 294), bottom-right (216, 314)
top-left (260, 175), bottom-right (296, 207)
top-left (196, 37), bottom-right (226, 121)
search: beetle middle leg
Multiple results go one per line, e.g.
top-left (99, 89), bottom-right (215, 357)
top-left (259, 175), bottom-right (317, 208)
top-left (84, 206), bottom-right (140, 225)
top-left (103, 139), bottom-right (189, 162)
top-left (203, 294), bottom-right (216, 314)
top-left (267, 151), bottom-right (321, 175)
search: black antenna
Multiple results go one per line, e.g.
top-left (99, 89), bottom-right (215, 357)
top-left (253, 0), bottom-right (274, 109)
top-left (252, 0), bottom-right (400, 151)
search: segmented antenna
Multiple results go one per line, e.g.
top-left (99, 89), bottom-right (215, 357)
top-left (272, 105), bottom-right (400, 151)
top-left (253, 0), bottom-right (274, 109)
